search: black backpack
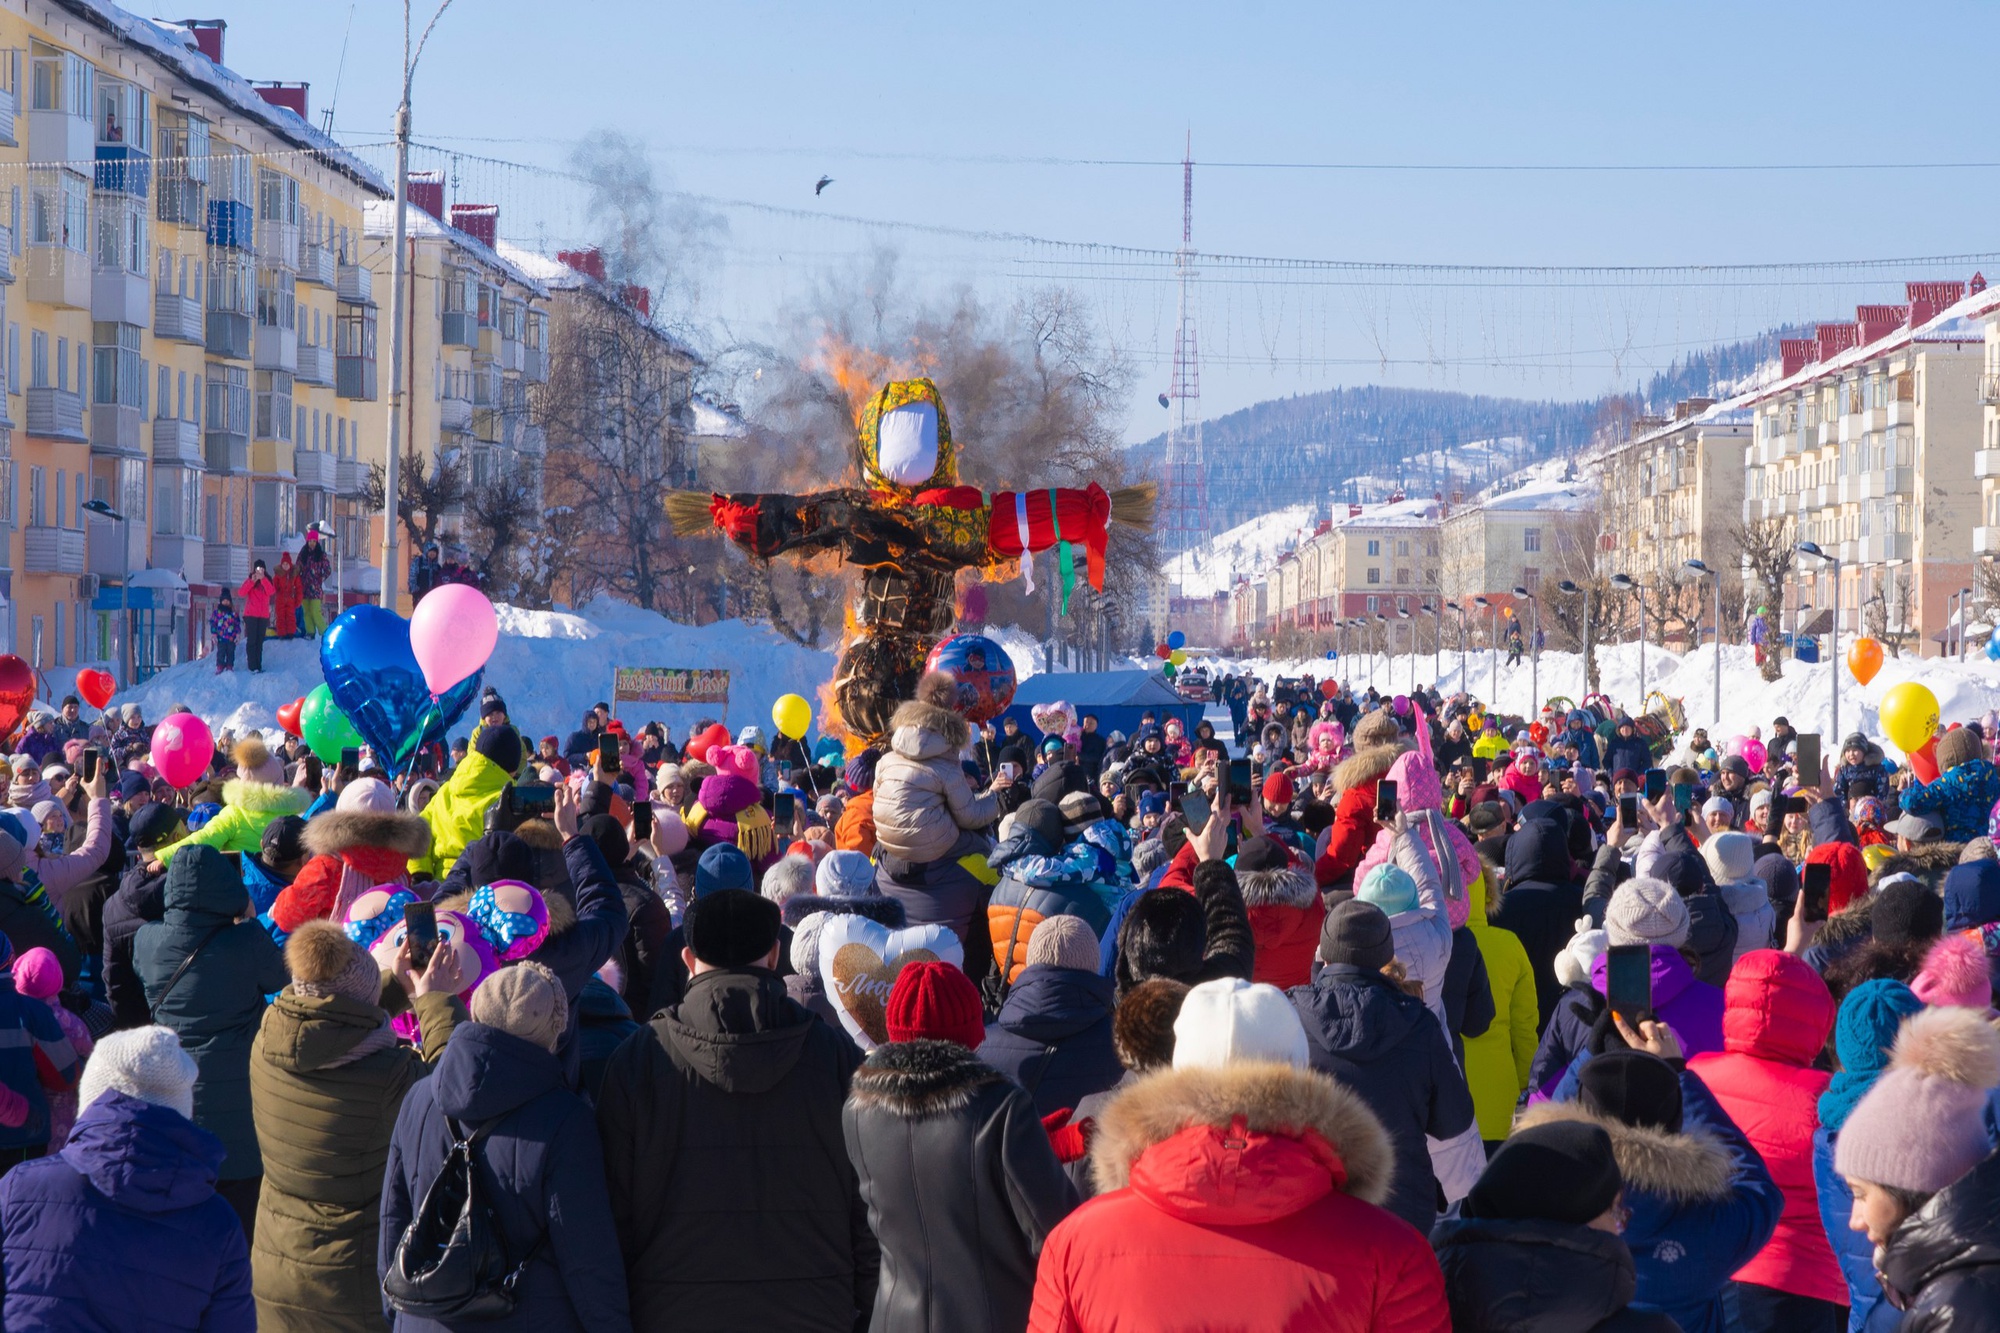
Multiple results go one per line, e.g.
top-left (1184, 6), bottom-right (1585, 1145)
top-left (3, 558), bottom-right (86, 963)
top-left (382, 1117), bottom-right (544, 1321)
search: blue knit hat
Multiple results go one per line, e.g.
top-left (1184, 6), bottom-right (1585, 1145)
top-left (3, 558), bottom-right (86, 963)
top-left (1137, 790), bottom-right (1168, 818)
top-left (1356, 861), bottom-right (1418, 915)
top-left (1819, 978), bottom-right (1925, 1131)
top-left (694, 843), bottom-right (754, 898)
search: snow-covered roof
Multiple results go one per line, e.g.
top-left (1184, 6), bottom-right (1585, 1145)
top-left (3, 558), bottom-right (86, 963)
top-left (1742, 281), bottom-right (2000, 407)
top-left (1332, 496), bottom-right (1441, 530)
top-left (689, 395), bottom-right (747, 439)
top-left (54, 2), bottom-right (388, 195)
top-left (1475, 478), bottom-right (1597, 514)
top-left (495, 242), bottom-right (587, 290)
top-left (363, 201), bottom-right (547, 296)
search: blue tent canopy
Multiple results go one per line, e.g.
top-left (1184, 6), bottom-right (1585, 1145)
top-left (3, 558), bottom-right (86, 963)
top-left (996, 670), bottom-right (1205, 743)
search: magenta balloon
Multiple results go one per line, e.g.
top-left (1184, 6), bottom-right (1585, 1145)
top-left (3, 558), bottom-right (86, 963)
top-left (1741, 737), bottom-right (1767, 771)
top-left (409, 584), bottom-right (499, 696)
top-left (1723, 735), bottom-right (1746, 758)
top-left (150, 712), bottom-right (214, 789)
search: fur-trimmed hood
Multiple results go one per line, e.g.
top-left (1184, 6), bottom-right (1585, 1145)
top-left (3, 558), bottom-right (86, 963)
top-left (302, 808), bottom-right (432, 860)
top-left (1333, 743), bottom-right (1405, 794)
top-left (888, 699), bottom-right (970, 761)
top-left (1236, 864), bottom-right (1319, 910)
top-left (1516, 1101), bottom-right (1735, 1205)
top-left (221, 778), bottom-right (311, 818)
top-left (779, 892), bottom-right (907, 929)
top-left (1087, 1062), bottom-right (1392, 1205)
top-left (848, 1037), bottom-right (1005, 1119)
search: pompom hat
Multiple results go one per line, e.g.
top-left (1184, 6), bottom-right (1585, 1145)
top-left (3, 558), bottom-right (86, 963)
top-left (1835, 1005), bottom-right (2000, 1195)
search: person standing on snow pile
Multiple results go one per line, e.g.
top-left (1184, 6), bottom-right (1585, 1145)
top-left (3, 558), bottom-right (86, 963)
top-left (296, 524), bottom-right (333, 638)
top-left (209, 589), bottom-right (242, 672)
top-left (237, 559), bottom-right (275, 674)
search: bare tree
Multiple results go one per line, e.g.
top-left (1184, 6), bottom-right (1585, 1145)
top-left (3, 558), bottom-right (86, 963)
top-left (366, 454), bottom-right (466, 566)
top-left (1734, 515), bottom-right (1796, 680)
top-left (465, 466), bottom-right (542, 597)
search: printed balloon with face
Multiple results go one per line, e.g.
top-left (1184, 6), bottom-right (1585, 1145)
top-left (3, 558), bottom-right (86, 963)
top-left (366, 906), bottom-right (497, 1041)
top-left (463, 880), bottom-right (551, 963)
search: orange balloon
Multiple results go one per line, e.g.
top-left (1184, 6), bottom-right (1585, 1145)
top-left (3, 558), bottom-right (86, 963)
top-left (1847, 636), bottom-right (1884, 686)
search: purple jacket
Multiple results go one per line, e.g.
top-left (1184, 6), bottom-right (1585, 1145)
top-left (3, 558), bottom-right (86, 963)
top-left (1592, 944), bottom-right (1726, 1057)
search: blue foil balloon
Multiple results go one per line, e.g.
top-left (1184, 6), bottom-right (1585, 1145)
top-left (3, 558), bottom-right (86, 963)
top-left (320, 604), bottom-right (482, 768)
top-left (1987, 635), bottom-right (2000, 662)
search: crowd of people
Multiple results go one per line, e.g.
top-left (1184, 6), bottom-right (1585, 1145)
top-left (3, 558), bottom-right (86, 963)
top-left (0, 660), bottom-right (1995, 1330)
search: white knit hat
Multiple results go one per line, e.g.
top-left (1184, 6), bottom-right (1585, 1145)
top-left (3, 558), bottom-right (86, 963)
top-left (1554, 917), bottom-right (1612, 989)
top-left (1172, 977), bottom-right (1309, 1070)
top-left (79, 1025), bottom-right (198, 1120)
top-left (1604, 877), bottom-right (1690, 949)
top-left (815, 849), bottom-right (876, 899)
top-left (1702, 831), bottom-right (1758, 884)
top-left (336, 776), bottom-right (397, 813)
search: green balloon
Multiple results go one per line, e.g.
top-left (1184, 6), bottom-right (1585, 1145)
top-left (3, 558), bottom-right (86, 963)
top-left (300, 683), bottom-right (363, 763)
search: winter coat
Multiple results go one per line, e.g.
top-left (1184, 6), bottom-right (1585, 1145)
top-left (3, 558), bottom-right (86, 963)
top-left (1441, 927), bottom-right (1494, 1060)
top-left (0, 976), bottom-right (77, 1152)
top-left (270, 807), bottom-right (433, 935)
top-left (1604, 731), bottom-right (1655, 777)
top-left (381, 1023), bottom-right (631, 1333)
top-left (1375, 822), bottom-right (1458, 1029)
top-left (1029, 1062), bottom-right (1452, 1333)
top-left (575, 977), bottom-right (639, 1098)
top-left (1874, 1146), bottom-right (2000, 1331)
top-left (410, 749), bottom-right (514, 880)
top-left (833, 786), bottom-right (876, 855)
top-left (1686, 949), bottom-right (1842, 1305)
top-left (1462, 868), bottom-right (1538, 1140)
top-left (872, 699), bottom-right (999, 864)
top-left (101, 861), bottom-right (167, 1026)
top-left (982, 965), bottom-right (1121, 1118)
top-left (236, 571), bottom-right (275, 619)
top-left (249, 987), bottom-right (462, 1332)
top-left (1715, 877), bottom-right (1777, 964)
top-left (1289, 962), bottom-right (1475, 1234)
top-left (273, 557), bottom-right (302, 636)
top-left (597, 967), bottom-right (873, 1332)
top-left (1111, 853), bottom-right (1256, 999)
top-left (296, 542), bottom-right (332, 600)
top-left (1589, 945), bottom-right (1727, 1065)
top-left (1493, 817), bottom-right (1585, 1026)
top-left (135, 846), bottom-right (289, 1179)
top-left (985, 830), bottom-right (1115, 988)
top-left (1314, 743), bottom-right (1403, 888)
top-left (1520, 1072), bottom-right (1782, 1333)
top-left (1901, 757), bottom-right (2000, 844)
top-left (1430, 1214), bottom-right (1681, 1333)
top-left (844, 1038), bottom-right (1078, 1333)
top-left (158, 778), bottom-right (311, 864)
top-left (1812, 1130), bottom-right (1899, 1333)
top-left (1237, 856), bottom-right (1324, 989)
top-left (0, 1090), bottom-right (254, 1331)
top-left (3, 795), bottom-right (113, 914)
top-left (209, 608), bottom-right (242, 643)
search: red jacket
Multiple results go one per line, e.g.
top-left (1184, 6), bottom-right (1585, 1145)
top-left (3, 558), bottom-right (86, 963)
top-left (1030, 1063), bottom-right (1450, 1333)
top-left (1316, 783), bottom-right (1380, 888)
top-left (1687, 949), bottom-right (1841, 1304)
top-left (1239, 860), bottom-right (1324, 990)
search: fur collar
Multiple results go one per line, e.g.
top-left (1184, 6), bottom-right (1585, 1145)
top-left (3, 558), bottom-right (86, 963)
top-left (1892, 841), bottom-right (1965, 876)
top-left (1236, 865), bottom-right (1319, 910)
top-left (302, 809), bottom-right (432, 859)
top-left (1516, 1101), bottom-right (1734, 1204)
top-left (1088, 1062), bottom-right (1392, 1205)
top-left (222, 779), bottom-right (311, 818)
top-left (779, 893), bottom-right (907, 929)
top-left (888, 700), bottom-right (970, 757)
top-left (513, 819), bottom-right (564, 853)
top-left (1334, 744), bottom-right (1404, 794)
top-left (848, 1038), bottom-right (1004, 1119)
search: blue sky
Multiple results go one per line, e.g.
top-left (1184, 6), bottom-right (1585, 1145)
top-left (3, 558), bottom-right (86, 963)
top-left (209, 0), bottom-right (2000, 428)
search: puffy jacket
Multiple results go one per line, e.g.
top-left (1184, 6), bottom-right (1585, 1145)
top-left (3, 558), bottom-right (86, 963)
top-left (2, 795), bottom-right (113, 912)
top-left (134, 846), bottom-right (288, 1180)
top-left (158, 779), bottom-right (311, 865)
top-left (844, 1038), bottom-right (1077, 1333)
top-left (1686, 949), bottom-right (1842, 1304)
top-left (411, 750), bottom-right (514, 881)
top-left (1874, 1146), bottom-right (2000, 1331)
top-left (1374, 821), bottom-right (1458, 1030)
top-left (249, 987), bottom-right (461, 1331)
top-left (381, 1023), bottom-right (631, 1333)
top-left (1812, 1131), bottom-right (1899, 1333)
top-left (1492, 817), bottom-right (1585, 1026)
top-left (269, 807), bottom-right (433, 935)
top-left (1237, 856), bottom-right (1324, 989)
top-left (1314, 744), bottom-right (1402, 888)
top-left (986, 829), bottom-right (1114, 988)
top-left (1289, 962), bottom-right (1475, 1233)
top-left (0, 975), bottom-right (78, 1152)
top-left (236, 571), bottom-right (275, 619)
top-left (1590, 944), bottom-right (1726, 1063)
top-left (0, 1090), bottom-right (254, 1331)
top-left (1716, 875), bottom-right (1777, 962)
top-left (1431, 1214), bottom-right (1680, 1333)
top-left (833, 787), bottom-right (876, 855)
top-left (1901, 757), bottom-right (2000, 843)
top-left (1029, 1062), bottom-right (1451, 1333)
top-left (1462, 868), bottom-right (1538, 1140)
top-left (872, 699), bottom-right (999, 864)
top-left (1521, 1072), bottom-right (1781, 1333)
top-left (1604, 731), bottom-right (1655, 776)
top-left (982, 965), bottom-right (1120, 1118)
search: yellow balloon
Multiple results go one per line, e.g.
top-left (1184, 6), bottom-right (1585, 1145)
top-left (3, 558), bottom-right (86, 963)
top-left (771, 692), bottom-right (813, 741)
top-left (1169, 648), bottom-right (1188, 667)
top-left (1878, 681), bottom-right (1939, 754)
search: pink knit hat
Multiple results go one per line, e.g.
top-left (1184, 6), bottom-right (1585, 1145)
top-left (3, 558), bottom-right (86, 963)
top-left (1386, 748), bottom-right (1444, 815)
top-left (1910, 934), bottom-right (1995, 1011)
top-left (1836, 1006), bottom-right (2000, 1194)
top-left (11, 946), bottom-right (62, 1000)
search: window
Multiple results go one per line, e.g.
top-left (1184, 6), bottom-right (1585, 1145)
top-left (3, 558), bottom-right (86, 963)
top-left (207, 250), bottom-right (252, 315)
top-left (6, 324), bottom-right (15, 395)
top-left (27, 466), bottom-right (43, 526)
top-left (51, 603), bottom-right (61, 668)
top-left (256, 267), bottom-right (294, 330)
top-left (206, 363), bottom-right (248, 436)
top-left (53, 471), bottom-right (63, 528)
top-left (94, 193), bottom-right (147, 275)
top-left (1366, 567), bottom-right (1380, 584)
top-left (27, 169), bottom-right (89, 252)
top-left (1366, 539), bottom-right (1380, 556)
top-left (1395, 567), bottom-right (1410, 584)
top-left (254, 371), bottom-right (293, 440)
top-left (1396, 540), bottom-right (1409, 557)
top-left (1522, 527), bottom-right (1542, 553)
top-left (29, 43), bottom-right (91, 116)
top-left (29, 331), bottom-right (45, 389)
top-left (54, 337), bottom-right (66, 391)
top-left (336, 303), bottom-right (376, 359)
top-left (156, 365), bottom-right (169, 418)
top-left (91, 323), bottom-right (141, 408)
top-left (256, 169), bottom-right (298, 225)
top-left (1366, 596), bottom-right (1379, 613)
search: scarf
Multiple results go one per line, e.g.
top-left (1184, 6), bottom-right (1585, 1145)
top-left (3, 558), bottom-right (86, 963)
top-left (1818, 1067), bottom-right (1881, 1132)
top-left (684, 800), bottom-right (775, 862)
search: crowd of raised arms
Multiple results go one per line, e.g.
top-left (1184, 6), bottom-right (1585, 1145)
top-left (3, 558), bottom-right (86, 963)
top-left (0, 663), bottom-right (1996, 1331)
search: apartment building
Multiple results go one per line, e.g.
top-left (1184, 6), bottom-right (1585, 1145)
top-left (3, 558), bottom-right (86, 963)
top-left (1970, 300), bottom-right (2000, 564)
top-left (0, 4), bottom-right (392, 681)
top-left (1247, 496), bottom-right (1440, 647)
top-left (1591, 401), bottom-right (1749, 584)
top-left (1742, 282), bottom-right (1988, 655)
top-left (1440, 474), bottom-right (1596, 609)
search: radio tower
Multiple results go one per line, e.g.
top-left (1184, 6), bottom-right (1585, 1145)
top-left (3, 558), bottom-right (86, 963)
top-left (1163, 133), bottom-right (1206, 582)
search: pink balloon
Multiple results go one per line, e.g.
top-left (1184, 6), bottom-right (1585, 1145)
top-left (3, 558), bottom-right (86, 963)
top-left (1741, 738), bottom-right (1767, 772)
top-left (1723, 735), bottom-right (1746, 758)
top-left (150, 712), bottom-right (214, 790)
top-left (409, 584), bottom-right (499, 696)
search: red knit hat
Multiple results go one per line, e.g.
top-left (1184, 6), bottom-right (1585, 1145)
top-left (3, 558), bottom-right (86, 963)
top-left (885, 961), bottom-right (985, 1049)
top-left (1262, 769), bottom-right (1295, 805)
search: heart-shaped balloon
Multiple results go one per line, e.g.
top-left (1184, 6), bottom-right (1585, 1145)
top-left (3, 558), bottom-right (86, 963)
top-left (815, 914), bottom-right (964, 1050)
top-left (0, 655), bottom-right (36, 743)
top-left (75, 668), bottom-right (115, 711)
top-left (319, 605), bottom-right (482, 770)
top-left (275, 696), bottom-right (304, 738)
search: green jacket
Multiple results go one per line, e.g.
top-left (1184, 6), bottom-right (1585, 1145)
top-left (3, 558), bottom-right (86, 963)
top-left (1462, 866), bottom-right (1541, 1141)
top-left (411, 750), bottom-right (512, 881)
top-left (159, 778), bottom-right (311, 863)
top-left (249, 986), bottom-right (461, 1332)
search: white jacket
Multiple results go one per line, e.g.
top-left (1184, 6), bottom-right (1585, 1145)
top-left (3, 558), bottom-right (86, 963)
top-left (1716, 875), bottom-right (1776, 963)
top-left (1381, 819), bottom-right (1455, 1030)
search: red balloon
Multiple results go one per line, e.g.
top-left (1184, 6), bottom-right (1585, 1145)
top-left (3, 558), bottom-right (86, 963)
top-left (1154, 643), bottom-right (1172, 660)
top-left (276, 696), bottom-right (305, 737)
top-left (75, 668), bottom-right (115, 711)
top-left (1319, 680), bottom-right (1338, 699)
top-left (0, 656), bottom-right (34, 743)
top-left (685, 722), bottom-right (732, 763)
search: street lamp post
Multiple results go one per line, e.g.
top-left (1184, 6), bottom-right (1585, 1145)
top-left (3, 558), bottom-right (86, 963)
top-left (1798, 542), bottom-right (1841, 744)
top-left (1374, 613), bottom-right (1390, 692)
top-left (1684, 559), bottom-right (1722, 727)
top-left (1557, 578), bottom-right (1592, 699)
top-left (1958, 586), bottom-right (1973, 662)
top-left (1398, 607), bottom-right (1415, 695)
top-left (82, 500), bottom-right (129, 687)
top-left (1472, 595), bottom-right (1494, 706)
top-left (1421, 602), bottom-right (1441, 687)
top-left (1611, 573), bottom-right (1646, 706)
top-left (1513, 585), bottom-right (1539, 722)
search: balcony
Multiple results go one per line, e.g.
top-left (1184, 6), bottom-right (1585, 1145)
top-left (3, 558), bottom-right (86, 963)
top-left (439, 395), bottom-right (472, 435)
top-left (25, 387), bottom-right (83, 441)
top-left (441, 311), bottom-right (476, 348)
top-left (1978, 526), bottom-right (2000, 557)
top-left (86, 515), bottom-right (144, 577)
top-left (205, 199), bottom-right (252, 250)
top-left (1979, 449), bottom-right (2000, 480)
top-left (149, 534), bottom-right (202, 581)
top-left (1982, 374), bottom-right (2000, 406)
top-left (516, 423), bottom-right (545, 455)
top-left (297, 242), bottom-right (334, 287)
top-left (473, 325), bottom-right (496, 364)
top-left (89, 403), bottom-right (142, 456)
top-left (1859, 533), bottom-right (1913, 563)
top-left (204, 427), bottom-right (248, 475)
top-left (295, 342), bottom-right (333, 387)
top-left (22, 525), bottom-right (83, 575)
top-left (336, 457), bottom-right (368, 494)
top-left (25, 247), bottom-right (90, 309)
top-left (1860, 466), bottom-right (1913, 499)
top-left (204, 542), bottom-right (249, 586)
top-left (93, 145), bottom-right (150, 198)
top-left (293, 446), bottom-right (337, 492)
top-left (150, 416), bottom-right (201, 467)
top-left (337, 357), bottom-right (377, 401)
top-left (0, 81), bottom-right (16, 149)
top-left (91, 266), bottom-right (149, 325)
top-left (523, 345), bottom-right (547, 382)
top-left (254, 220), bottom-right (298, 270)
top-left (336, 263), bottom-right (372, 305)
top-left (27, 108), bottom-right (90, 169)
top-left (499, 335), bottom-right (524, 373)
top-left (205, 311), bottom-right (252, 361)
top-left (153, 289), bottom-right (201, 342)
top-left (254, 323), bottom-right (297, 373)
top-left (1837, 475), bottom-right (1857, 504)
